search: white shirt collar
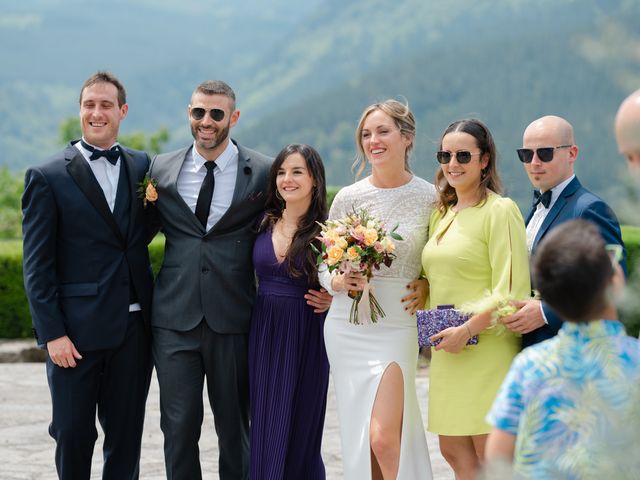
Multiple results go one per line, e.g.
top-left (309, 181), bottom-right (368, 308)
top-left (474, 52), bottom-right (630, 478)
top-left (544, 174), bottom-right (575, 210)
top-left (191, 140), bottom-right (238, 173)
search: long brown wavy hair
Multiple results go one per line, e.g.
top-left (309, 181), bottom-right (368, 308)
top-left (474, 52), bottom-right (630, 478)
top-left (435, 118), bottom-right (503, 213)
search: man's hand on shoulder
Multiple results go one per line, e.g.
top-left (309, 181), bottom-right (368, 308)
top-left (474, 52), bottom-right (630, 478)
top-left (305, 288), bottom-right (333, 313)
top-left (47, 336), bottom-right (83, 368)
top-left (501, 300), bottom-right (545, 334)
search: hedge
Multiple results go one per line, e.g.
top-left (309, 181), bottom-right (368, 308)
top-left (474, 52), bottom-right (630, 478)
top-left (2, 222), bottom-right (639, 339)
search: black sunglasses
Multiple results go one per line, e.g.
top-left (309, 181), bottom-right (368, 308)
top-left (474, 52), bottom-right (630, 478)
top-left (436, 150), bottom-right (481, 164)
top-left (517, 144), bottom-right (572, 163)
top-left (190, 107), bottom-right (225, 122)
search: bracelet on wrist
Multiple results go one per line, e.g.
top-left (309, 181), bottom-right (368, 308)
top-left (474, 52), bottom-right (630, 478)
top-left (463, 322), bottom-right (472, 339)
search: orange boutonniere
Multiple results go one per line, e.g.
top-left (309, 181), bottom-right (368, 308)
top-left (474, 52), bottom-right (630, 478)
top-left (137, 175), bottom-right (158, 207)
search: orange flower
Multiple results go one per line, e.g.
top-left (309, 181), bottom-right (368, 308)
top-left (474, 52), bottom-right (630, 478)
top-left (346, 246), bottom-right (360, 261)
top-left (326, 246), bottom-right (344, 265)
top-left (145, 183), bottom-right (158, 203)
top-left (363, 228), bottom-right (378, 246)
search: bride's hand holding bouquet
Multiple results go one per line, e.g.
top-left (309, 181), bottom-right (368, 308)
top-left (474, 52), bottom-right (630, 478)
top-left (312, 208), bottom-right (401, 325)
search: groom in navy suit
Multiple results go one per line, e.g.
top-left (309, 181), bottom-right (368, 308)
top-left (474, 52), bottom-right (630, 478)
top-left (503, 115), bottom-right (625, 348)
top-left (22, 72), bottom-right (153, 479)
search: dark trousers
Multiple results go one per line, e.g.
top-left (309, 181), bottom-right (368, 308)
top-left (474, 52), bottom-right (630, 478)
top-left (152, 321), bottom-right (250, 480)
top-left (47, 312), bottom-right (152, 480)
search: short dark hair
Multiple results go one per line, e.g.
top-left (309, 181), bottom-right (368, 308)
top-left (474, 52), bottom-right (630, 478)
top-left (532, 219), bottom-right (614, 322)
top-left (192, 80), bottom-right (236, 110)
top-left (79, 71), bottom-right (126, 107)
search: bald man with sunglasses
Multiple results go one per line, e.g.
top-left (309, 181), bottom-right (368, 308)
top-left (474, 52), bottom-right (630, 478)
top-left (502, 115), bottom-right (625, 348)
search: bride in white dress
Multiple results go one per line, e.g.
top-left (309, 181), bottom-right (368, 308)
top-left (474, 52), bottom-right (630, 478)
top-left (320, 100), bottom-right (435, 479)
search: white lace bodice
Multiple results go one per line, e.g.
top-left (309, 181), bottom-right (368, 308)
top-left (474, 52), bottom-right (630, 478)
top-left (324, 176), bottom-right (436, 281)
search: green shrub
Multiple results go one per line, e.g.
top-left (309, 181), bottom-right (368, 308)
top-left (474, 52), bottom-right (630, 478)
top-left (0, 243), bottom-right (31, 338)
top-left (149, 234), bottom-right (165, 276)
top-left (2, 226), bottom-right (639, 339)
top-left (621, 225), bottom-right (640, 337)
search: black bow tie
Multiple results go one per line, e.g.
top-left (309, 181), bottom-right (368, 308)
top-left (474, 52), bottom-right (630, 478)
top-left (81, 140), bottom-right (120, 165)
top-left (533, 189), bottom-right (552, 209)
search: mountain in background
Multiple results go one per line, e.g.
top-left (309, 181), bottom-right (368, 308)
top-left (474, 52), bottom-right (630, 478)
top-left (1, 0), bottom-right (639, 215)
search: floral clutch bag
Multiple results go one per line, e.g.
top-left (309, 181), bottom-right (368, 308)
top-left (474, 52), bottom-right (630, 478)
top-left (416, 305), bottom-right (478, 348)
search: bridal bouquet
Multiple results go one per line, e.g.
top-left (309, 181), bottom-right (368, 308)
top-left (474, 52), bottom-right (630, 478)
top-left (313, 208), bottom-right (402, 325)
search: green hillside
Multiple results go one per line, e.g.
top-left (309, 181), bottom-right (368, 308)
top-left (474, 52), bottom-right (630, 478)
top-left (235, 0), bottom-right (640, 212)
top-left (1, 0), bottom-right (639, 218)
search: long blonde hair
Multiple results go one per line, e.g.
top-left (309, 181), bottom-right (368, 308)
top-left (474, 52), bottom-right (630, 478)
top-left (352, 99), bottom-right (415, 178)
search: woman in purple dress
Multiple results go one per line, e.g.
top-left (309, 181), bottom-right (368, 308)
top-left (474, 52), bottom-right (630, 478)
top-left (248, 144), bottom-right (331, 480)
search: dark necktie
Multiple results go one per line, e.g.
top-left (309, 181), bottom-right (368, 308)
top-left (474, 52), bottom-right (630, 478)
top-left (533, 189), bottom-right (552, 209)
top-left (195, 161), bottom-right (216, 228)
top-left (81, 140), bottom-right (120, 165)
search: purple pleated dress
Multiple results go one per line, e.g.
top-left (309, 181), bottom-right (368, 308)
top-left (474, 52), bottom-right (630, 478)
top-left (248, 228), bottom-right (330, 480)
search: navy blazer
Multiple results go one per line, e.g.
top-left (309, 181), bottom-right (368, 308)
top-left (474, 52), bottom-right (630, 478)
top-left (22, 142), bottom-right (154, 351)
top-left (523, 176), bottom-right (626, 347)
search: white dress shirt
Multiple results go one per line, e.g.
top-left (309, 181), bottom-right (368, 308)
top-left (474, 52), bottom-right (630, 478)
top-left (177, 140), bottom-right (239, 230)
top-left (75, 139), bottom-right (141, 312)
top-left (75, 139), bottom-right (120, 213)
top-left (526, 174), bottom-right (575, 325)
top-left (526, 174), bottom-right (575, 253)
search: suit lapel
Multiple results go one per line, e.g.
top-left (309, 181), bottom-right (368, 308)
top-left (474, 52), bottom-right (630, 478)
top-left (532, 177), bottom-right (581, 250)
top-left (121, 148), bottom-right (139, 240)
top-left (65, 145), bottom-right (124, 243)
top-left (230, 145), bottom-right (253, 207)
top-left (525, 204), bottom-right (535, 225)
top-left (159, 147), bottom-right (204, 232)
top-left (208, 142), bottom-right (253, 235)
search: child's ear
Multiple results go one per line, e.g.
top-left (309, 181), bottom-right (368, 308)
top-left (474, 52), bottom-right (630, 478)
top-left (610, 264), bottom-right (626, 302)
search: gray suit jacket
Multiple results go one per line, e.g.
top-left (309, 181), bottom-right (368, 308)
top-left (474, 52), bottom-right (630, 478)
top-left (148, 140), bottom-right (271, 333)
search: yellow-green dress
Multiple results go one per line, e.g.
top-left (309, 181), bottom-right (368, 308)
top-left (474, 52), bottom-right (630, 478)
top-left (421, 192), bottom-right (530, 435)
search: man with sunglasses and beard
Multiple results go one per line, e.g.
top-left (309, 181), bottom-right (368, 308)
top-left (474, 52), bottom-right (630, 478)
top-left (146, 80), bottom-right (330, 480)
top-left (501, 115), bottom-right (625, 348)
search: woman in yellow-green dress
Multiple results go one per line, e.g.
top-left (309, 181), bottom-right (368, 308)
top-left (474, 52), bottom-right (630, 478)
top-left (421, 119), bottom-right (530, 480)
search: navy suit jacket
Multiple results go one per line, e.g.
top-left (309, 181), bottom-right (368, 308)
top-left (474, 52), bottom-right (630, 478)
top-left (523, 176), bottom-right (626, 347)
top-left (22, 142), bottom-right (154, 351)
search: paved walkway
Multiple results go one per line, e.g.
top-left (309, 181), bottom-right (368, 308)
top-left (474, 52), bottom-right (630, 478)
top-left (0, 355), bottom-right (453, 479)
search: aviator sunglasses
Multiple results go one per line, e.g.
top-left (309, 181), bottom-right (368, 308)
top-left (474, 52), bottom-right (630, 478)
top-left (516, 144), bottom-right (572, 163)
top-left (436, 150), bottom-right (481, 164)
top-left (190, 107), bottom-right (225, 122)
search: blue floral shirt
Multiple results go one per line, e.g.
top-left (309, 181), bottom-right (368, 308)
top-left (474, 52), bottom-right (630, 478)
top-left (487, 320), bottom-right (640, 479)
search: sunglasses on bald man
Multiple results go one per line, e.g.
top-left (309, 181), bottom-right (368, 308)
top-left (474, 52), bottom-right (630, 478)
top-left (190, 107), bottom-right (225, 122)
top-left (516, 144), bottom-right (572, 163)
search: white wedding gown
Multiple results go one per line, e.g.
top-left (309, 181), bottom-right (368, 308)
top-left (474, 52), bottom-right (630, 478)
top-left (320, 176), bottom-right (435, 480)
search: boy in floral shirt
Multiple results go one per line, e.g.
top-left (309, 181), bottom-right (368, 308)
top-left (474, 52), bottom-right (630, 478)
top-left (485, 219), bottom-right (640, 478)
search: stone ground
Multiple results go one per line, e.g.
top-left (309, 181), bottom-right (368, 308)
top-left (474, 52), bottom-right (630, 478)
top-left (0, 341), bottom-right (453, 479)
